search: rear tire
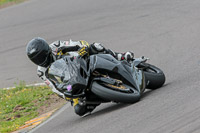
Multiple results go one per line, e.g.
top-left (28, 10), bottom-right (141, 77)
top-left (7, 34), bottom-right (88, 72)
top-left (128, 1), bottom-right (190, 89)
top-left (142, 63), bottom-right (165, 89)
top-left (91, 81), bottom-right (140, 103)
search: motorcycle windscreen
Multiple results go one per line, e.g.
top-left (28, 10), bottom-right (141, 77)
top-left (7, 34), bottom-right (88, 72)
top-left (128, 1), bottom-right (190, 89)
top-left (48, 58), bottom-right (77, 84)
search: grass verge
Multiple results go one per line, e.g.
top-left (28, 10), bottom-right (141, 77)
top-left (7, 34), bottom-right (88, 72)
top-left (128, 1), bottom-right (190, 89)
top-left (0, 0), bottom-right (25, 8)
top-left (0, 82), bottom-right (65, 133)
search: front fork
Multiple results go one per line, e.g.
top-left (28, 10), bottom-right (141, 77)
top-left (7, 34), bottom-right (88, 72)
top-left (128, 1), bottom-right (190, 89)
top-left (132, 56), bottom-right (149, 94)
top-left (132, 56), bottom-right (149, 67)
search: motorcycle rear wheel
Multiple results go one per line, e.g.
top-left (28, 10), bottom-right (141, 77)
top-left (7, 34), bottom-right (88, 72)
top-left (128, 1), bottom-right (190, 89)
top-left (91, 81), bottom-right (140, 103)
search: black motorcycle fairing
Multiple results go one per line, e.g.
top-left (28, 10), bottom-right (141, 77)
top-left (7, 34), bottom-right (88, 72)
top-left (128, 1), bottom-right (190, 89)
top-left (89, 54), bottom-right (144, 92)
top-left (48, 54), bottom-right (145, 99)
top-left (48, 56), bottom-right (89, 95)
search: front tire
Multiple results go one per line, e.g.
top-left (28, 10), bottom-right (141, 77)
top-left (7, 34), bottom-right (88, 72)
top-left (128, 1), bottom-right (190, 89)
top-left (142, 63), bottom-right (165, 89)
top-left (91, 81), bottom-right (140, 103)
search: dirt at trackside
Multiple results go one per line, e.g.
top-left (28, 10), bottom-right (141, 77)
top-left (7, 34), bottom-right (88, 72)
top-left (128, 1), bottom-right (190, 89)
top-left (37, 94), bottom-right (67, 116)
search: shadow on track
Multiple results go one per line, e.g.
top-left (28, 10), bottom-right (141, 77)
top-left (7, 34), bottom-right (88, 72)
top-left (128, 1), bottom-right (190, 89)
top-left (77, 83), bottom-right (170, 121)
top-left (77, 103), bottom-right (132, 121)
top-left (92, 103), bottom-right (131, 117)
top-left (141, 83), bottom-right (170, 99)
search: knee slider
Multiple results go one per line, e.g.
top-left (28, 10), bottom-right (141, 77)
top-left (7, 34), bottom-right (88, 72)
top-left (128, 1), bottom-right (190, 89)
top-left (74, 104), bottom-right (87, 116)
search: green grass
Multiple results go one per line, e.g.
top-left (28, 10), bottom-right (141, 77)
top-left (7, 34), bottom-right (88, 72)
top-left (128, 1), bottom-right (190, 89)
top-left (0, 82), bottom-right (54, 133)
top-left (0, 0), bottom-right (24, 6)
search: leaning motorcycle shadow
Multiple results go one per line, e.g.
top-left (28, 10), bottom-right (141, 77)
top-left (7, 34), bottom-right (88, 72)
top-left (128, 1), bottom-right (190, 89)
top-left (82, 103), bottom-right (131, 119)
top-left (141, 83), bottom-right (170, 99)
top-left (81, 83), bottom-right (170, 119)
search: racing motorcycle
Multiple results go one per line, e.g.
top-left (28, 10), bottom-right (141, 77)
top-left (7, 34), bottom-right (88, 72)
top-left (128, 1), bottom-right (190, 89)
top-left (48, 54), bottom-right (165, 107)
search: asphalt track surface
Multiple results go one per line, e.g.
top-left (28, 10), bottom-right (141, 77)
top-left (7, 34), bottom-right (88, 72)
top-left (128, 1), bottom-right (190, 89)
top-left (1, 0), bottom-right (200, 132)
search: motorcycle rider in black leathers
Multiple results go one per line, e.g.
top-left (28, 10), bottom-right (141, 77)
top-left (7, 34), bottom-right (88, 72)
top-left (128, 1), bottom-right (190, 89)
top-left (26, 37), bottom-right (134, 116)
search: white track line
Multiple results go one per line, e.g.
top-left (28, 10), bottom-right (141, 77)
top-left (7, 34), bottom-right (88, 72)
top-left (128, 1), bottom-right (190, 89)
top-left (4, 83), bottom-right (46, 90)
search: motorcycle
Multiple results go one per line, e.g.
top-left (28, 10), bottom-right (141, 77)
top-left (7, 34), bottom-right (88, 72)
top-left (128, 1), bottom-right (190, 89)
top-left (48, 54), bottom-right (165, 109)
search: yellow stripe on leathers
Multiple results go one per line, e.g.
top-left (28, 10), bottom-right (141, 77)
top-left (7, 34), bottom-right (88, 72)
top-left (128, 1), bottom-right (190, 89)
top-left (57, 51), bottom-right (70, 56)
top-left (57, 51), bottom-right (63, 55)
top-left (80, 40), bottom-right (89, 47)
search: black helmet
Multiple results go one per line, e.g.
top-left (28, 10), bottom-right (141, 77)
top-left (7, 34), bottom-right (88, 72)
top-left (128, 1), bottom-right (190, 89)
top-left (26, 37), bottom-right (53, 67)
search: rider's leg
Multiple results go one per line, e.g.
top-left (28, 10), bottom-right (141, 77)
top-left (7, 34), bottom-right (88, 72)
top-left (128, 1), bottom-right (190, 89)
top-left (105, 49), bottom-right (134, 62)
top-left (89, 43), bottom-right (134, 62)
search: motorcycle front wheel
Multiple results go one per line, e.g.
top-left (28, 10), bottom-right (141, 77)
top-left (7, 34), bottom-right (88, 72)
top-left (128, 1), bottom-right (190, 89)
top-left (141, 63), bottom-right (165, 89)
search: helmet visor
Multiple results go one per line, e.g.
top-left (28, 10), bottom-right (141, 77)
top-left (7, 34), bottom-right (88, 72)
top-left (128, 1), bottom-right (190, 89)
top-left (31, 50), bottom-right (51, 66)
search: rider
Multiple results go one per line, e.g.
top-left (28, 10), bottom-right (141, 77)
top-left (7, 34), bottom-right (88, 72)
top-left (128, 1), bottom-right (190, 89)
top-left (26, 37), bottom-right (134, 116)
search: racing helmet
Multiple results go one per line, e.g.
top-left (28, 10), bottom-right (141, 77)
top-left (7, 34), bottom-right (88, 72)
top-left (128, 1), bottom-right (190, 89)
top-left (26, 37), bottom-right (53, 67)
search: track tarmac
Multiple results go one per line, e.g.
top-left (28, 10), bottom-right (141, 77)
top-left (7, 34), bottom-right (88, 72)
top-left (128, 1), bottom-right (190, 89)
top-left (1, 0), bottom-right (200, 132)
